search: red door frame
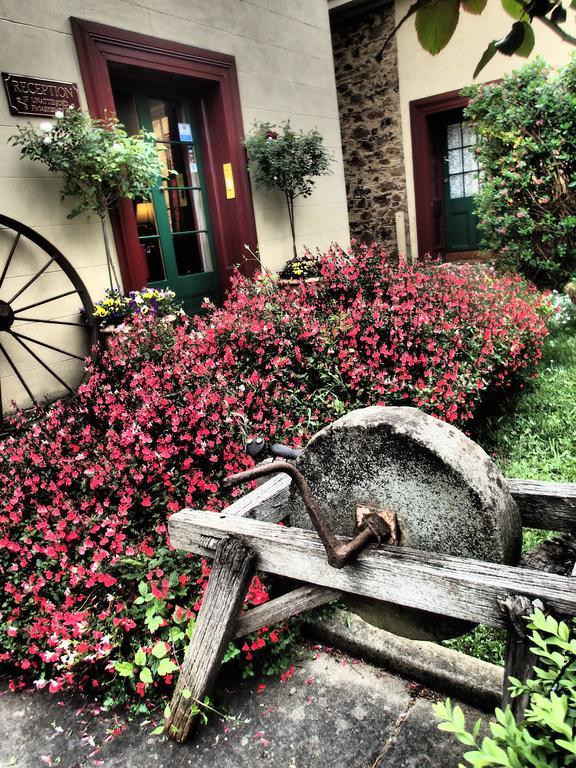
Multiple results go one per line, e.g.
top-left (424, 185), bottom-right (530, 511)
top-left (71, 18), bottom-right (258, 292)
top-left (409, 89), bottom-right (468, 260)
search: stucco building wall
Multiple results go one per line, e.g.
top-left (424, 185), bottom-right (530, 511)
top-left (0, 0), bottom-right (350, 411)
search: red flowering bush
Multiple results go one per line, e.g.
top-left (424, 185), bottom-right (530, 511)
top-left (0, 245), bottom-right (548, 710)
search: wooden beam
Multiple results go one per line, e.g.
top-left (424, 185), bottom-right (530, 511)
top-left (233, 584), bottom-right (342, 639)
top-left (221, 472), bottom-right (291, 523)
top-left (169, 509), bottom-right (576, 629)
top-left (165, 536), bottom-right (255, 742)
top-left (507, 478), bottom-right (576, 533)
top-left (499, 595), bottom-right (541, 719)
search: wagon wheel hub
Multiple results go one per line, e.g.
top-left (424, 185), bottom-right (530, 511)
top-left (0, 300), bottom-right (14, 332)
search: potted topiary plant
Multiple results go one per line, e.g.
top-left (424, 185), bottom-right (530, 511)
top-left (9, 107), bottom-right (163, 292)
top-left (243, 121), bottom-right (332, 262)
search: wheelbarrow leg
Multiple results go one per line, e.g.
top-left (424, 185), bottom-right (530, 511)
top-left (499, 595), bottom-right (541, 720)
top-left (165, 535), bottom-right (255, 742)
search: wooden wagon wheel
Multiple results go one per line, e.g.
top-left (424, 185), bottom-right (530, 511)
top-left (0, 214), bottom-right (99, 432)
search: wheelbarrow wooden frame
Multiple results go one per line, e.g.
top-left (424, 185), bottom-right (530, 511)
top-left (164, 474), bottom-right (576, 742)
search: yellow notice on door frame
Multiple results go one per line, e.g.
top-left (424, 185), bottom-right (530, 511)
top-left (223, 163), bottom-right (235, 199)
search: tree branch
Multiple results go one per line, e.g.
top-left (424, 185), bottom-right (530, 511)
top-left (375, 0), bottom-right (437, 63)
top-left (536, 15), bottom-right (576, 46)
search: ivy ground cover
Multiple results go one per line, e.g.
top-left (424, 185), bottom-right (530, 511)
top-left (0, 245), bottom-right (549, 710)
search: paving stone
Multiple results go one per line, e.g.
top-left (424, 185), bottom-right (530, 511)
top-left (0, 644), bottom-right (488, 768)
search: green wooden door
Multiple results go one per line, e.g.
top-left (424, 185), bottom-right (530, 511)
top-left (133, 95), bottom-right (219, 313)
top-left (442, 115), bottom-right (481, 253)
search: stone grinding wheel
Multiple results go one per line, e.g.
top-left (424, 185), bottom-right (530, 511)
top-left (290, 406), bottom-right (522, 641)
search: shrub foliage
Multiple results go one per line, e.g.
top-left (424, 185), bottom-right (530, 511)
top-left (463, 57), bottom-right (576, 288)
top-left (436, 610), bottom-right (576, 767)
top-left (0, 245), bottom-right (548, 708)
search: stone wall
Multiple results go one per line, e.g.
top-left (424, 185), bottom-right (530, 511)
top-left (330, 2), bottom-right (408, 253)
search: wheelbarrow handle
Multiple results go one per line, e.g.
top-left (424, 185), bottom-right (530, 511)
top-left (224, 461), bottom-right (383, 569)
top-left (246, 436), bottom-right (302, 461)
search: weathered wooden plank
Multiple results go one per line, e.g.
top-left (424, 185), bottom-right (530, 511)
top-left (200, 473), bottom-right (290, 551)
top-left (233, 584), bottom-right (342, 639)
top-left (499, 595), bottom-right (541, 719)
top-left (165, 536), bottom-right (255, 742)
top-left (169, 509), bottom-right (576, 629)
top-left (222, 472), bottom-right (291, 522)
top-left (508, 478), bottom-right (576, 532)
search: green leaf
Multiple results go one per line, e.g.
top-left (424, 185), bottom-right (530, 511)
top-left (181, 689), bottom-right (192, 700)
top-left (114, 661), bottom-right (134, 677)
top-left (462, 0), bottom-right (487, 12)
top-left (516, 21), bottom-right (535, 57)
top-left (415, 0), bottom-right (461, 55)
top-left (157, 658), bottom-right (179, 676)
top-left (151, 641), bottom-right (167, 659)
top-left (473, 41), bottom-right (498, 79)
top-left (150, 725), bottom-right (164, 736)
top-left (139, 666), bottom-right (153, 684)
top-left (134, 648), bottom-right (146, 667)
top-left (501, 0), bottom-right (525, 19)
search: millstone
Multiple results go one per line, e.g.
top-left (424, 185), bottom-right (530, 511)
top-left (290, 406), bottom-right (521, 640)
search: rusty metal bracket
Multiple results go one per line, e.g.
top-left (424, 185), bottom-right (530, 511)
top-left (224, 461), bottom-right (394, 568)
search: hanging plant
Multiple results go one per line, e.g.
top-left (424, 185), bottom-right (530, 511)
top-left (244, 121), bottom-right (332, 260)
top-left (9, 107), bottom-right (163, 290)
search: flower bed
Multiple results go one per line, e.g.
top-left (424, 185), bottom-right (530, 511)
top-left (0, 245), bottom-right (549, 709)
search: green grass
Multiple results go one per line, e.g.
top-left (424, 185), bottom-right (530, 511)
top-left (444, 319), bottom-right (576, 665)
top-left (476, 322), bottom-right (576, 484)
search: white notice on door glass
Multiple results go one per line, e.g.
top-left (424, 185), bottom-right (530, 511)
top-left (178, 122), bottom-right (193, 142)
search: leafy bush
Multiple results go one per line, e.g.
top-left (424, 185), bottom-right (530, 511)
top-left (244, 121), bottom-right (331, 259)
top-left (0, 245), bottom-right (548, 709)
top-left (9, 107), bottom-right (162, 290)
top-left (463, 57), bottom-right (576, 288)
top-left (9, 108), bottom-right (161, 219)
top-left (435, 610), bottom-right (576, 767)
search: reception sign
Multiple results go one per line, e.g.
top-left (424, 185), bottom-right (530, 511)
top-left (2, 73), bottom-right (80, 117)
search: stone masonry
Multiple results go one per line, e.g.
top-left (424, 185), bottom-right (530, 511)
top-left (330, 2), bottom-right (409, 253)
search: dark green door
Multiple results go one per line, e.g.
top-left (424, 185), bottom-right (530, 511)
top-left (132, 95), bottom-right (219, 313)
top-left (441, 113), bottom-right (481, 253)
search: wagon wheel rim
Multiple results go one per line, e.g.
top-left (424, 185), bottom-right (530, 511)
top-left (0, 213), bottom-right (99, 433)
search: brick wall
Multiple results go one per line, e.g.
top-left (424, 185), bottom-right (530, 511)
top-left (330, 2), bottom-right (408, 253)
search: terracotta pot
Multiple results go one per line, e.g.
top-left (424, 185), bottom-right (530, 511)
top-left (277, 276), bottom-right (321, 286)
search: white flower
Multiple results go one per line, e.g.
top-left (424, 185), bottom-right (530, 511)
top-left (54, 110), bottom-right (64, 119)
top-left (43, 136), bottom-right (52, 145)
top-left (39, 121), bottom-right (53, 132)
top-left (111, 142), bottom-right (122, 151)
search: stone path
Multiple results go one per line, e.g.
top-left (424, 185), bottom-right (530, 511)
top-left (0, 643), bottom-right (488, 768)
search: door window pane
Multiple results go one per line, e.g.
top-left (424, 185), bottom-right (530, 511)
top-left (447, 124), bottom-right (461, 149)
top-left (449, 175), bottom-right (464, 198)
top-left (464, 172), bottom-right (479, 197)
top-left (446, 121), bottom-right (480, 200)
top-left (134, 201), bottom-right (166, 282)
top-left (147, 98), bottom-right (213, 275)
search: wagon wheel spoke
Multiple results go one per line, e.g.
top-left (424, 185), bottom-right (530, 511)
top-left (0, 232), bottom-right (20, 288)
top-left (15, 317), bottom-right (87, 327)
top-left (9, 332), bottom-right (76, 396)
top-left (12, 289), bottom-right (80, 314)
top-left (7, 254), bottom-right (58, 305)
top-left (0, 214), bottom-right (99, 429)
top-left (10, 330), bottom-right (86, 361)
top-left (0, 340), bottom-right (37, 406)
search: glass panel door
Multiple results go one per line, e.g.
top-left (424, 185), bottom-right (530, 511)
top-left (122, 92), bottom-right (219, 313)
top-left (441, 112), bottom-right (481, 253)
